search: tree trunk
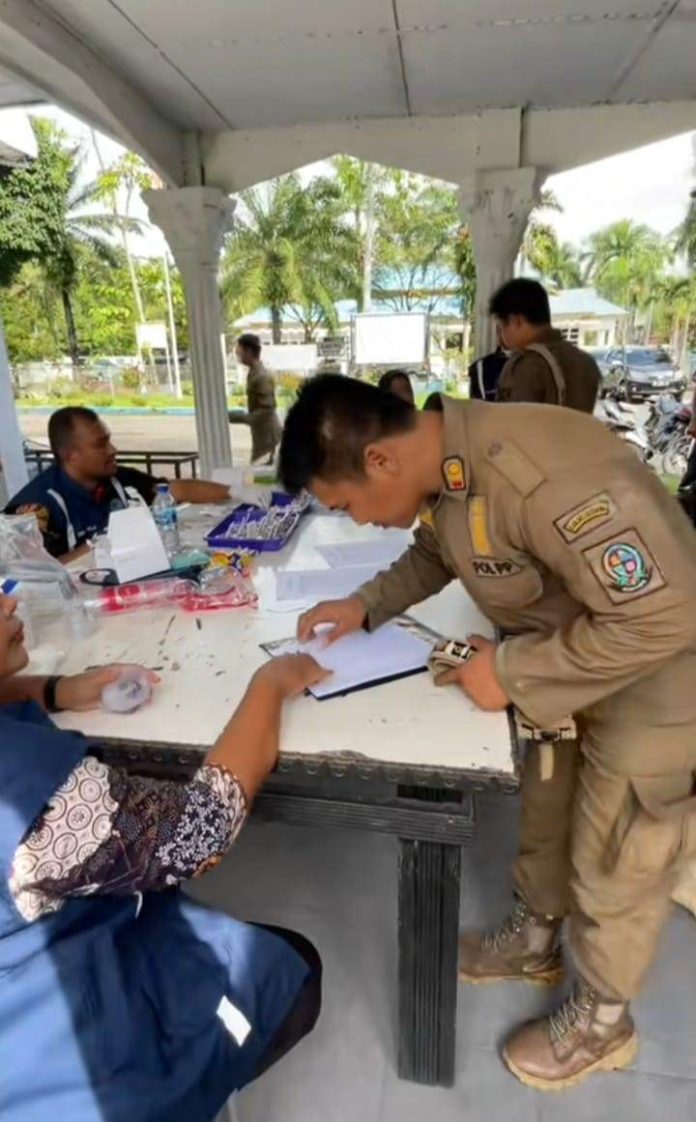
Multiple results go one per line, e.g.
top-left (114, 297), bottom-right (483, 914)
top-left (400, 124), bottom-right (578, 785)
top-left (271, 307), bottom-right (282, 344)
top-left (91, 130), bottom-right (146, 327)
top-left (61, 287), bottom-right (80, 367)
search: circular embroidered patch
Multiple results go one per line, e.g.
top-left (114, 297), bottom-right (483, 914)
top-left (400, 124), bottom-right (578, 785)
top-left (601, 542), bottom-right (651, 593)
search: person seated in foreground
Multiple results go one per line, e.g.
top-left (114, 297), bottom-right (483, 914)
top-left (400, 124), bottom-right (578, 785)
top-left (6, 406), bottom-right (240, 561)
top-left (377, 369), bottom-right (415, 406)
top-left (0, 591), bottom-right (327, 1121)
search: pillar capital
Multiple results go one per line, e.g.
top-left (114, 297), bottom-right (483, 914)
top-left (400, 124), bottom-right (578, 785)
top-left (144, 186), bottom-right (236, 276)
top-left (458, 167), bottom-right (544, 355)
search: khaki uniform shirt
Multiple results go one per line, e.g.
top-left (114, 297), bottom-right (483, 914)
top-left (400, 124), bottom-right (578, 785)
top-left (357, 396), bottom-right (696, 729)
top-left (246, 362), bottom-right (281, 460)
top-left (496, 328), bottom-right (600, 413)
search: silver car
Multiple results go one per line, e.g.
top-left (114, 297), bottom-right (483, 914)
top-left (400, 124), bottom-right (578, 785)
top-left (604, 346), bottom-right (686, 402)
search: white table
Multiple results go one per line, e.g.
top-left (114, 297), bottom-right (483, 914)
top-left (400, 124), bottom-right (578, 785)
top-left (57, 508), bottom-right (518, 1087)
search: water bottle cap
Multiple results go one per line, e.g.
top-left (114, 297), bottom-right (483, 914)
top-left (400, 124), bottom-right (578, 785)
top-left (156, 483), bottom-right (170, 493)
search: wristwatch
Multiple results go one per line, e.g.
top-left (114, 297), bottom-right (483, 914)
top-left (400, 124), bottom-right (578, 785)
top-left (43, 675), bottom-right (65, 714)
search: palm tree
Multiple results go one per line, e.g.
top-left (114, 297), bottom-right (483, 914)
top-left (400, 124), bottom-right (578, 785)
top-left (91, 138), bottom-right (150, 328)
top-left (29, 118), bottom-right (126, 364)
top-left (523, 223), bottom-right (581, 289)
top-left (582, 219), bottom-right (671, 340)
top-left (221, 173), bottom-right (356, 343)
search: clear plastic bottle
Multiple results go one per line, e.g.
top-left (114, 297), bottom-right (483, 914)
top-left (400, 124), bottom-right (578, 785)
top-left (87, 578), bottom-right (197, 614)
top-left (152, 483), bottom-right (180, 556)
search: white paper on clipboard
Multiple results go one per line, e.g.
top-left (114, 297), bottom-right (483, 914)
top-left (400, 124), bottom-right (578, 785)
top-left (262, 618), bottom-right (438, 700)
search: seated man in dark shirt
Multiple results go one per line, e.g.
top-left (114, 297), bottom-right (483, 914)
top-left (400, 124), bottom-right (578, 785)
top-left (6, 406), bottom-right (233, 560)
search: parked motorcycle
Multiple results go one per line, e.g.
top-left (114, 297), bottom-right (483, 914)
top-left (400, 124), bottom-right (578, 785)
top-left (595, 390), bottom-right (652, 463)
top-left (644, 394), bottom-right (692, 476)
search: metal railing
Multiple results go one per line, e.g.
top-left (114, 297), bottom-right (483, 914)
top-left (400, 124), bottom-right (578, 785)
top-left (24, 445), bottom-right (199, 480)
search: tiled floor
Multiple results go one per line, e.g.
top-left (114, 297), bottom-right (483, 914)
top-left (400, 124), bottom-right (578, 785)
top-left (188, 791), bottom-right (696, 1122)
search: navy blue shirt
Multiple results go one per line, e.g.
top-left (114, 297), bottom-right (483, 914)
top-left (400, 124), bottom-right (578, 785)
top-left (468, 349), bottom-right (508, 402)
top-left (5, 463), bottom-right (162, 557)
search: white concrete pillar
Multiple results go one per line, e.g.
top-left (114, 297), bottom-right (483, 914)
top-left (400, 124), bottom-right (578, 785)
top-left (0, 318), bottom-right (28, 505)
top-left (458, 168), bottom-right (542, 357)
top-left (144, 186), bottom-right (235, 475)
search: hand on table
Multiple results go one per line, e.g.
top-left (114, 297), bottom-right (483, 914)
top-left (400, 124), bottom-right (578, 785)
top-left (297, 596), bottom-right (367, 644)
top-left (434, 634), bottom-right (509, 711)
top-left (254, 654), bottom-right (331, 698)
top-left (55, 665), bottom-right (161, 712)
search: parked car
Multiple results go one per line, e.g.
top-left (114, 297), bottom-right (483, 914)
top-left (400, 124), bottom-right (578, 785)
top-left (583, 346), bottom-right (614, 380)
top-left (601, 346), bottom-right (686, 402)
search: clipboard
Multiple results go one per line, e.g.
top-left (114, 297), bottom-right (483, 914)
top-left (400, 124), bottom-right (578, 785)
top-left (261, 615), bottom-right (441, 701)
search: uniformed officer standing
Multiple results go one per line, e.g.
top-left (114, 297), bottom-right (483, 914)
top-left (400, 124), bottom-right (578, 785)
top-left (231, 333), bottom-right (282, 464)
top-left (278, 374), bottom-right (696, 1091)
top-left (491, 279), bottom-right (600, 413)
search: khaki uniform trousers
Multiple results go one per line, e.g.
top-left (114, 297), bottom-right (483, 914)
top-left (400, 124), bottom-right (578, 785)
top-left (514, 712), bottom-right (696, 1001)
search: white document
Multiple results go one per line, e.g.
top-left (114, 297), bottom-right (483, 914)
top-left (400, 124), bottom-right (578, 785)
top-left (267, 622), bottom-right (435, 700)
top-left (316, 533), bottom-right (411, 570)
top-left (108, 506), bottom-right (169, 583)
top-left (275, 565), bottom-right (378, 602)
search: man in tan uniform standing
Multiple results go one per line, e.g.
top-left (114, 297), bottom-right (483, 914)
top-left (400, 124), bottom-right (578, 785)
top-left (278, 375), bottom-right (696, 1091)
top-left (491, 279), bottom-right (600, 412)
top-left (230, 333), bottom-right (282, 464)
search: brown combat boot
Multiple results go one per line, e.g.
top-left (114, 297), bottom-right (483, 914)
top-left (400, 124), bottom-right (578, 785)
top-left (503, 978), bottom-right (639, 1091)
top-left (458, 897), bottom-right (564, 986)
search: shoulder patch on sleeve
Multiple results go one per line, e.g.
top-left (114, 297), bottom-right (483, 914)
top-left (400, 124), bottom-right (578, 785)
top-left (485, 441), bottom-right (546, 498)
top-left (583, 529), bottom-right (666, 604)
top-left (553, 492), bottom-right (619, 544)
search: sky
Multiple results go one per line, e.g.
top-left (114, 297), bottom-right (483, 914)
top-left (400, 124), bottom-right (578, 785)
top-left (0, 104), bottom-right (693, 264)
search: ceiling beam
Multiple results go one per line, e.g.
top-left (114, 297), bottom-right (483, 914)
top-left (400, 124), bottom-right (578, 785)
top-left (0, 0), bottom-right (184, 183)
top-left (202, 100), bottom-right (696, 193)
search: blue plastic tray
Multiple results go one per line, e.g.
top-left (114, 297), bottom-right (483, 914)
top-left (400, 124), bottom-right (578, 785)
top-left (205, 493), bottom-right (307, 552)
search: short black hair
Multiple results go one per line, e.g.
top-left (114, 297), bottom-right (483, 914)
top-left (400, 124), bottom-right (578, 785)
top-left (237, 332), bottom-right (262, 357)
top-left (489, 279), bottom-right (551, 325)
top-left (279, 374), bottom-right (416, 493)
top-left (378, 369), bottom-right (412, 395)
top-left (48, 406), bottom-right (100, 460)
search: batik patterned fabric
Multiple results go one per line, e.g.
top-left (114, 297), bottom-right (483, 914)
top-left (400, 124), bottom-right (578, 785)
top-left (10, 757), bottom-right (247, 920)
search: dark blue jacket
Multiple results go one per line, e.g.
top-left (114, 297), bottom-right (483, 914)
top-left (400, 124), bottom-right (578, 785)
top-left (5, 465), bottom-right (161, 557)
top-left (0, 703), bottom-right (309, 1121)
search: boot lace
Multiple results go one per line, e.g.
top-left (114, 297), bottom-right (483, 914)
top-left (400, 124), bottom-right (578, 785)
top-left (548, 981), bottom-right (595, 1045)
top-left (482, 898), bottom-right (530, 953)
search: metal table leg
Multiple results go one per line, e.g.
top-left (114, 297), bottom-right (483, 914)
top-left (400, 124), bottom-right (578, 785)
top-left (397, 788), bottom-right (463, 1087)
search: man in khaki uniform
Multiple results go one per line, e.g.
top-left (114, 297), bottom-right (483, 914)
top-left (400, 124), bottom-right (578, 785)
top-left (278, 374), bottom-right (696, 1092)
top-left (230, 333), bottom-right (282, 464)
top-left (491, 279), bottom-right (600, 412)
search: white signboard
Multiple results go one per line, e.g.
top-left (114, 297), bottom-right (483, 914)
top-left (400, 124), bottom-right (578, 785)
top-left (353, 312), bottom-right (428, 366)
top-left (261, 344), bottom-right (317, 373)
top-left (136, 322), bottom-right (168, 349)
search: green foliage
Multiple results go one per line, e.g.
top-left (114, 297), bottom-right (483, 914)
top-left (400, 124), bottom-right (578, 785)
top-left (373, 170), bottom-right (460, 312)
top-left (221, 172), bottom-right (357, 342)
top-left (275, 371), bottom-right (304, 397)
top-left (523, 223), bottom-right (582, 289)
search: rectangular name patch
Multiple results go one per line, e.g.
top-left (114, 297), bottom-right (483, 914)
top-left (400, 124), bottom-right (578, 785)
top-left (472, 557), bottom-right (522, 578)
top-left (554, 492), bottom-right (618, 544)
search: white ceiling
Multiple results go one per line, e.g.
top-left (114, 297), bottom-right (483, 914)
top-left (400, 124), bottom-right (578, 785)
top-left (20, 0), bottom-right (696, 132)
top-left (0, 62), bottom-right (41, 111)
